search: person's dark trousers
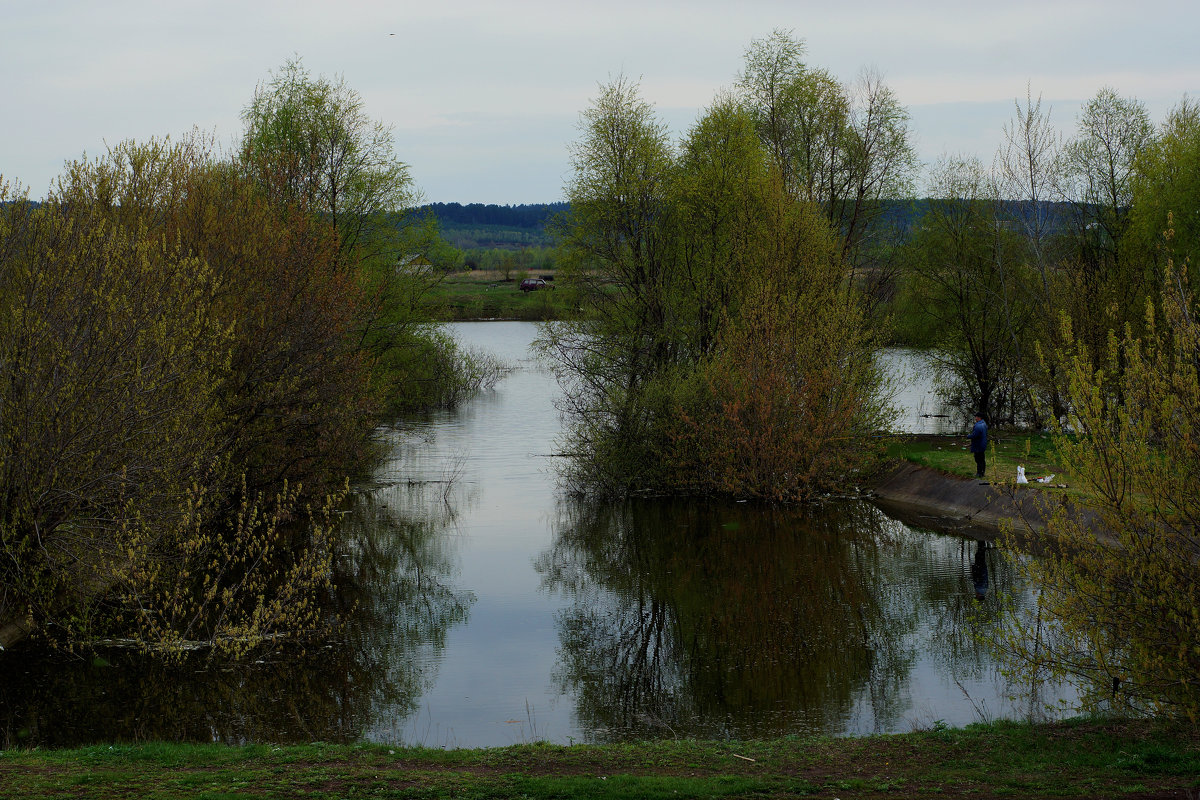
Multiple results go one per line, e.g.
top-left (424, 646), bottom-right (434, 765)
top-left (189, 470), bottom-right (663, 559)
top-left (974, 451), bottom-right (986, 478)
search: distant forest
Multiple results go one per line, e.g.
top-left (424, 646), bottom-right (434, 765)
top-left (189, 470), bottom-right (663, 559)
top-left (418, 202), bottom-right (567, 249)
top-left (421, 202), bottom-right (568, 228)
top-left (418, 199), bottom-right (1080, 251)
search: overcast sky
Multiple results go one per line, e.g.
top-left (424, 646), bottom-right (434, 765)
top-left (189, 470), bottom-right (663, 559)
top-left (3, 1), bottom-right (1197, 205)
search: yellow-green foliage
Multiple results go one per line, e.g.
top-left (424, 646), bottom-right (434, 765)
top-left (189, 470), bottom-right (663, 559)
top-left (0, 177), bottom-right (230, 641)
top-left (109, 479), bottom-right (346, 660)
top-left (668, 186), bottom-right (892, 502)
top-left (2, 60), bottom-right (472, 654)
top-left (0, 136), bottom-right (371, 654)
top-left (1000, 231), bottom-right (1200, 723)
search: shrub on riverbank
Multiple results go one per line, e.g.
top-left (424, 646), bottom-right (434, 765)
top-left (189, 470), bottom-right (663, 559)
top-left (0, 65), bottom-right (476, 654)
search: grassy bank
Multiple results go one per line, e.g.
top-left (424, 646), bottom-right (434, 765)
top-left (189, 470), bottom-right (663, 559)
top-left (1, 719), bottom-right (1195, 799)
top-left (425, 270), bottom-right (573, 321)
top-left (884, 431), bottom-right (1073, 491)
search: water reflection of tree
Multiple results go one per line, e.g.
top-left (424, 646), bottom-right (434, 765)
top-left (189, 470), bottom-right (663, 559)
top-left (332, 485), bottom-right (475, 740)
top-left (0, 483), bottom-right (473, 748)
top-left (924, 537), bottom-right (1010, 674)
top-left (864, 518), bottom-right (1049, 724)
top-left (537, 499), bottom-right (920, 741)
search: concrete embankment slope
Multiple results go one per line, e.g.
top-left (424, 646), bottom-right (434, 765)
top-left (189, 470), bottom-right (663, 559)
top-left (868, 459), bottom-right (1081, 541)
top-left (0, 618), bottom-right (30, 651)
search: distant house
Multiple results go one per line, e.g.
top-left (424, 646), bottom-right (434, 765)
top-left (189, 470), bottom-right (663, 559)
top-left (396, 254), bottom-right (434, 274)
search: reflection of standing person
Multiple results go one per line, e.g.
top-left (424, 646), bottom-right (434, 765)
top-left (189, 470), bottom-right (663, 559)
top-left (971, 539), bottom-right (989, 600)
top-left (969, 412), bottom-right (988, 478)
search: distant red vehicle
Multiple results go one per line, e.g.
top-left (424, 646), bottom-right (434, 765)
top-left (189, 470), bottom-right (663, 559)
top-left (519, 278), bottom-right (549, 292)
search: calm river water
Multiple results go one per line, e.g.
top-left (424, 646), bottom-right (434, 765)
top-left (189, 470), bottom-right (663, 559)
top-left (0, 322), bottom-right (1066, 748)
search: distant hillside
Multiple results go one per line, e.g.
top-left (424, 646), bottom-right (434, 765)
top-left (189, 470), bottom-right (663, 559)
top-left (417, 199), bottom-right (1081, 251)
top-left (419, 202), bottom-right (567, 249)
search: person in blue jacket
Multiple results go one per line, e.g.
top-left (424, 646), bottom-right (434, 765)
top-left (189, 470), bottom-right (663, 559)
top-left (969, 412), bottom-right (988, 478)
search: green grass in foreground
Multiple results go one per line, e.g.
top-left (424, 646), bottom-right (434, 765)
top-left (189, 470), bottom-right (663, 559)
top-left (1, 718), bottom-right (1196, 799)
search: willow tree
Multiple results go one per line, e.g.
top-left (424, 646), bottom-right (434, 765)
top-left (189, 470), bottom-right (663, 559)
top-left (1000, 234), bottom-right (1200, 723)
top-left (1056, 88), bottom-right (1157, 358)
top-left (737, 30), bottom-right (917, 314)
top-left (993, 89), bottom-right (1073, 426)
top-left (1059, 88), bottom-right (1154, 271)
top-left (241, 57), bottom-right (414, 262)
top-left (905, 156), bottom-right (1030, 424)
top-left (544, 77), bottom-right (891, 501)
top-left (1129, 98), bottom-right (1200, 286)
top-left (0, 138), bottom-right (369, 654)
top-left (542, 75), bottom-right (678, 494)
top-left (241, 58), bottom-right (453, 413)
top-left (0, 178), bottom-right (229, 644)
top-left (667, 204), bottom-right (889, 501)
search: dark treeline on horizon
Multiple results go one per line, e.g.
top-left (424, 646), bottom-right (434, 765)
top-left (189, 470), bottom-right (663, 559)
top-left (419, 202), bottom-right (568, 230)
top-left (419, 199), bottom-right (1081, 238)
top-left (0, 198), bottom-right (1080, 240)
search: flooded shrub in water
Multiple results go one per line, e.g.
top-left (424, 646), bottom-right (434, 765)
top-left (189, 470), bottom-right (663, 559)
top-left (1, 58), bottom-right (477, 651)
top-left (0, 170), bottom-right (233, 649)
top-left (107, 479), bottom-right (347, 660)
top-left (373, 326), bottom-right (512, 413)
top-left (546, 77), bottom-right (893, 500)
top-left (0, 130), bottom-right (407, 652)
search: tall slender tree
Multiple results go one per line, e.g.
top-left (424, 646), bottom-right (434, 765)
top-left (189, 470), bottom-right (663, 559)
top-left (993, 89), bottom-right (1070, 424)
top-left (906, 156), bottom-right (1028, 422)
top-left (241, 57), bottom-right (415, 264)
top-left (737, 30), bottom-right (916, 314)
top-left (1129, 98), bottom-right (1200, 284)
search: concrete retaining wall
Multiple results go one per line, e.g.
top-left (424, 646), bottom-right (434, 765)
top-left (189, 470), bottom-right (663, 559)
top-left (867, 459), bottom-right (1081, 541)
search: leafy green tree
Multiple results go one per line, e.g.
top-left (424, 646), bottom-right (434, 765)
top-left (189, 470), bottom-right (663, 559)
top-left (668, 95), bottom-right (773, 357)
top-left (241, 57), bottom-right (414, 263)
top-left (545, 76), bottom-right (890, 499)
top-left (1057, 87), bottom-right (1156, 354)
top-left (542, 75), bottom-right (677, 494)
top-left (992, 90), bottom-right (1073, 425)
top-left (1059, 88), bottom-right (1154, 263)
top-left (240, 58), bottom-right (460, 415)
top-left (737, 31), bottom-right (917, 313)
top-left (736, 29), bottom-right (820, 195)
top-left (906, 156), bottom-right (1029, 423)
top-left (0, 58), bottom-right (486, 652)
top-left (665, 122), bottom-right (890, 500)
top-left (1129, 98), bottom-right (1200, 284)
top-left (165, 156), bottom-right (375, 499)
top-left (999, 235), bottom-right (1200, 723)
